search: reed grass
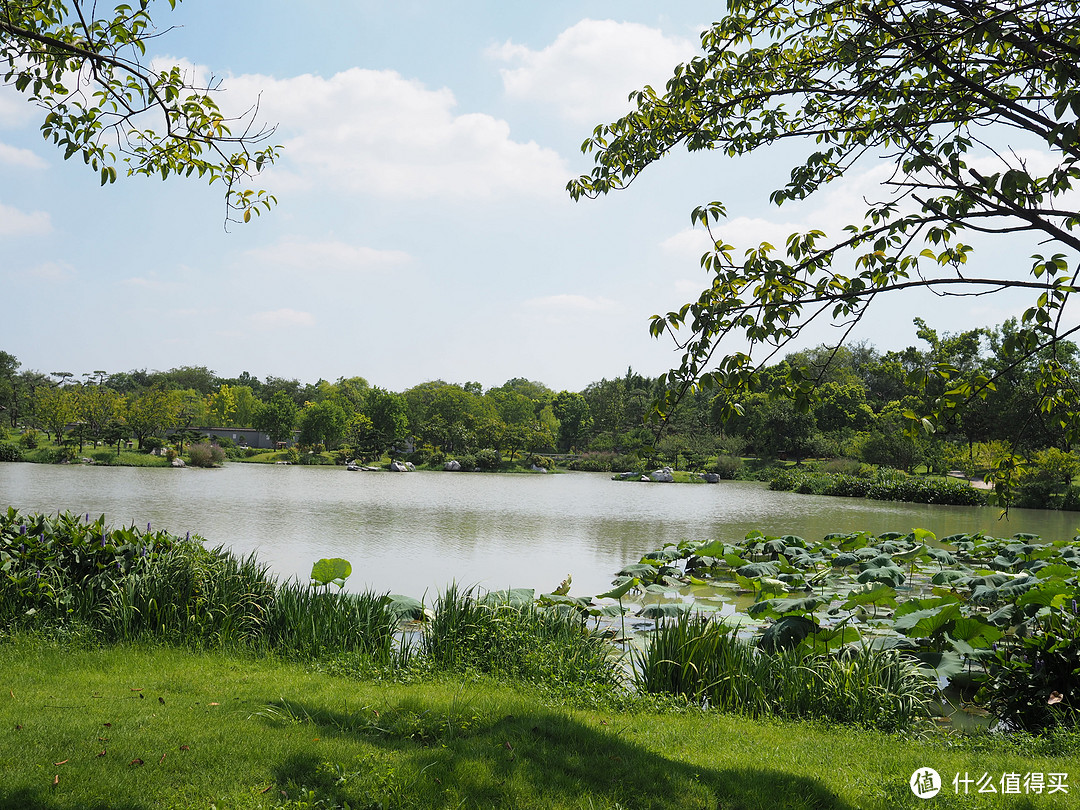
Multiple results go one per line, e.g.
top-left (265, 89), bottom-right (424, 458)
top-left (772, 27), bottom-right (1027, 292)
top-left (421, 584), bottom-right (618, 687)
top-left (0, 509), bottom-right (396, 663)
top-left (634, 613), bottom-right (934, 730)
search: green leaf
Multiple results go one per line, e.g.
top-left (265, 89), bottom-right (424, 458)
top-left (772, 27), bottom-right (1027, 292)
top-left (310, 557), bottom-right (351, 589)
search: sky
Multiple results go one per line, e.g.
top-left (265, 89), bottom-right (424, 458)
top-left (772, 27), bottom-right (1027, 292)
top-left (0, 0), bottom-right (1056, 393)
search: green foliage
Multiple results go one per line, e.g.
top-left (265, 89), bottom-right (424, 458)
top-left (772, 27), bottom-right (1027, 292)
top-left (570, 0), bottom-right (1080, 495)
top-left (634, 614), bottom-right (933, 730)
top-left (186, 442), bottom-right (225, 467)
top-left (421, 584), bottom-right (617, 688)
top-left (0, 442), bottom-right (23, 462)
top-left (17, 428), bottom-right (39, 449)
top-left (977, 602), bottom-right (1080, 734)
top-left (770, 466), bottom-right (985, 506)
top-left (711, 455), bottom-right (743, 479)
top-left (474, 447), bottom-right (502, 470)
top-left (1, 0), bottom-right (278, 224)
top-left (0, 509), bottom-right (395, 660)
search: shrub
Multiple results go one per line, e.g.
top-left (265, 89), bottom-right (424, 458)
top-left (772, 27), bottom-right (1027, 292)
top-left (283, 447), bottom-right (300, 464)
top-left (712, 455), bottom-right (743, 479)
top-left (976, 604), bottom-right (1079, 733)
top-left (0, 442), bottom-right (23, 462)
top-left (142, 436), bottom-right (165, 453)
top-left (18, 428), bottom-right (39, 449)
top-left (475, 448), bottom-right (502, 470)
top-left (569, 452), bottom-right (615, 472)
top-left (187, 442), bottom-right (225, 468)
top-left (821, 457), bottom-right (862, 476)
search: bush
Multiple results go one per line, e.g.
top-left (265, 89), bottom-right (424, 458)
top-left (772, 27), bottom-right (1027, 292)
top-left (568, 452), bottom-right (616, 472)
top-left (187, 442), bottom-right (225, 468)
top-left (820, 457), bottom-right (862, 476)
top-left (712, 455), bottom-right (743, 479)
top-left (976, 605), bottom-right (1079, 733)
top-left (18, 428), bottom-right (39, 449)
top-left (0, 442), bottom-right (23, 462)
top-left (142, 436), bottom-right (165, 453)
top-left (475, 448), bottom-right (502, 470)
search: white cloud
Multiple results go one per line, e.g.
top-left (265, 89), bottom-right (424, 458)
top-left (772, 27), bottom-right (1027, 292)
top-left (249, 308), bottom-right (316, 328)
top-left (221, 67), bottom-right (568, 201)
top-left (0, 201), bottom-right (51, 236)
top-left (26, 261), bottom-right (74, 281)
top-left (242, 238), bottom-right (411, 272)
top-left (490, 20), bottom-right (697, 123)
top-left (0, 87), bottom-right (37, 128)
top-left (0, 142), bottom-right (47, 169)
top-left (525, 293), bottom-right (617, 312)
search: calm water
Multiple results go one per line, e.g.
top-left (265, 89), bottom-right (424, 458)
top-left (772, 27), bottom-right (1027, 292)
top-left (2, 462), bottom-right (1077, 597)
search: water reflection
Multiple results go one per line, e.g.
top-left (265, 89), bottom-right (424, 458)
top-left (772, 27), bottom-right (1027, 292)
top-left (1, 462), bottom-right (1076, 598)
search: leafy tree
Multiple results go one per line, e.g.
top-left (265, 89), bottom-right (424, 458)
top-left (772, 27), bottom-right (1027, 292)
top-left (254, 391), bottom-right (298, 445)
top-left (74, 384), bottom-right (123, 443)
top-left (0, 351), bottom-right (21, 428)
top-left (206, 384), bottom-right (237, 427)
top-left (298, 400), bottom-right (346, 450)
top-left (32, 385), bottom-right (74, 442)
top-left (569, 0), bottom-right (1080, 494)
top-left (551, 391), bottom-right (593, 453)
top-left (1, 0), bottom-right (277, 223)
top-left (363, 387), bottom-right (409, 458)
top-left (124, 385), bottom-right (177, 448)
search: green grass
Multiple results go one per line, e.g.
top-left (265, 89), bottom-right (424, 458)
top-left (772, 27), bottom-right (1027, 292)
top-left (634, 614), bottom-right (933, 731)
top-left (1, 634), bottom-right (1077, 810)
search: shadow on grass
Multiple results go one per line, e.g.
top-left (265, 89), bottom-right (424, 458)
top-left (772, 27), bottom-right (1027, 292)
top-left (0, 790), bottom-right (148, 810)
top-left (261, 697), bottom-right (858, 810)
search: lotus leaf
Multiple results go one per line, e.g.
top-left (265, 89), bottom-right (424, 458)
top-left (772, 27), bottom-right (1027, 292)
top-left (842, 583), bottom-right (897, 610)
top-left (747, 595), bottom-right (826, 619)
top-left (926, 548), bottom-right (958, 566)
top-left (950, 616), bottom-right (1002, 647)
top-left (912, 650), bottom-right (966, 678)
top-left (759, 615), bottom-right (819, 652)
top-left (596, 577), bottom-right (639, 600)
top-left (931, 570), bottom-right (966, 585)
top-left (971, 575), bottom-right (1039, 605)
top-left (893, 602), bottom-right (962, 638)
top-left (310, 557), bottom-right (352, 589)
top-left (736, 562), bottom-right (780, 578)
top-left (619, 563), bottom-right (660, 578)
top-left (798, 625), bottom-right (861, 654)
top-left (383, 593), bottom-right (426, 621)
top-left (637, 603), bottom-right (689, 619)
top-left (856, 566), bottom-right (906, 587)
top-left (832, 553), bottom-right (860, 568)
top-left (482, 588), bottom-right (535, 607)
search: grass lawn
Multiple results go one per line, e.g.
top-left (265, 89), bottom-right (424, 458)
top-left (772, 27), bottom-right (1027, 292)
top-left (1, 635), bottom-right (1076, 810)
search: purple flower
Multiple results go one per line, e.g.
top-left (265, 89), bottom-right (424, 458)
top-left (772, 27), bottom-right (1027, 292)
top-left (85, 513), bottom-right (89, 523)
top-left (147, 522), bottom-right (151, 533)
top-left (185, 531), bottom-right (190, 542)
top-left (19, 525), bottom-right (26, 535)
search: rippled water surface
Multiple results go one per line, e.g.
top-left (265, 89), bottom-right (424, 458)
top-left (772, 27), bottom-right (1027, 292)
top-left (2, 463), bottom-right (1076, 597)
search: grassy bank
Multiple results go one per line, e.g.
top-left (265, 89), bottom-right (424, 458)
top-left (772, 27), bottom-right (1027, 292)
top-left (2, 635), bottom-right (1077, 810)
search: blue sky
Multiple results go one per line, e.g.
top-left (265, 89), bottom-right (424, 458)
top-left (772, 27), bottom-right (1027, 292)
top-left (0, 1), bottom-right (1047, 392)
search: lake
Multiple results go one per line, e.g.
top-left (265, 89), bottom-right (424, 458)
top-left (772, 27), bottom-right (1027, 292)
top-left (2, 462), bottom-right (1076, 598)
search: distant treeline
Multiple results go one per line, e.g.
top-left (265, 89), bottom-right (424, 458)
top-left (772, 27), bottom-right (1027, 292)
top-left (2, 317), bottom-right (1079, 504)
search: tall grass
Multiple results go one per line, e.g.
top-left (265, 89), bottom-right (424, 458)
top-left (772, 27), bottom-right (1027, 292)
top-left (0, 508), bottom-right (396, 662)
top-left (634, 613), bottom-right (934, 730)
top-left (421, 584), bottom-right (618, 687)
